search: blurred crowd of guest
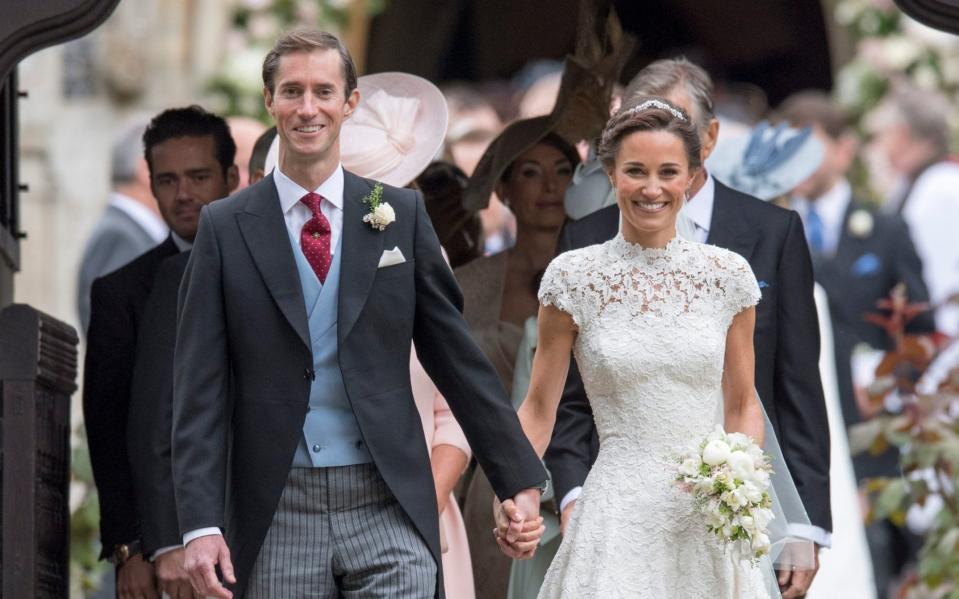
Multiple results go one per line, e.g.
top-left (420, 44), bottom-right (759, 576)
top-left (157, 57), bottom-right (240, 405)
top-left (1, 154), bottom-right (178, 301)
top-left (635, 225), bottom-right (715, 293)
top-left (76, 36), bottom-right (957, 599)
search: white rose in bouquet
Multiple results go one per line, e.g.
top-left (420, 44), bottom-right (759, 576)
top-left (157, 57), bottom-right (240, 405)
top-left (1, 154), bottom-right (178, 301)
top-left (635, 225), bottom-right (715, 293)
top-left (702, 439), bottom-right (732, 466)
top-left (728, 450), bottom-right (755, 479)
top-left (743, 481), bottom-right (765, 504)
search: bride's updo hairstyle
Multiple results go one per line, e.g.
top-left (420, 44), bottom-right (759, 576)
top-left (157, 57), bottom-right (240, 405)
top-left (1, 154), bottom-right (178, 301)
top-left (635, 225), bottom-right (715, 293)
top-left (597, 96), bottom-right (702, 173)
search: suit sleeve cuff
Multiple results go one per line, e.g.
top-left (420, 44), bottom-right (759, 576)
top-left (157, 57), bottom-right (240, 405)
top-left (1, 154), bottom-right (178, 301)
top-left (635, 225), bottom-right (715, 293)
top-left (559, 487), bottom-right (583, 512)
top-left (149, 545), bottom-right (181, 561)
top-left (787, 523), bottom-right (832, 548)
top-left (183, 527), bottom-right (222, 546)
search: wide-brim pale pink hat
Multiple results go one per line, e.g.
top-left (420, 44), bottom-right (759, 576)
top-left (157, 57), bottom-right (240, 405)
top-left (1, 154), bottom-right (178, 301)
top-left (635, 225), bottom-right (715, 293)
top-left (340, 72), bottom-right (448, 188)
top-left (262, 73), bottom-right (447, 188)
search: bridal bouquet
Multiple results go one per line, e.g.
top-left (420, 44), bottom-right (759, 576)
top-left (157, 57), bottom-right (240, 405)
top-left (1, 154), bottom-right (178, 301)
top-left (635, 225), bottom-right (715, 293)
top-left (675, 426), bottom-right (775, 562)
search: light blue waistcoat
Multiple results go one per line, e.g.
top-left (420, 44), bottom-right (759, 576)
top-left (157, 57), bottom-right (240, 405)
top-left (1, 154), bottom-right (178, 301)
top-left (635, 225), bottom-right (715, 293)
top-left (288, 232), bottom-right (372, 468)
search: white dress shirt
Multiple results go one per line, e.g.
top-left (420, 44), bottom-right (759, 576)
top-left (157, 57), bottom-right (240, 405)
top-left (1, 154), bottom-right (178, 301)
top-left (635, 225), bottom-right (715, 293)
top-left (560, 171), bottom-right (834, 548)
top-left (170, 231), bottom-right (193, 252)
top-left (273, 163), bottom-right (345, 254)
top-left (791, 179), bottom-right (853, 258)
top-left (681, 172), bottom-right (716, 244)
top-left (180, 164), bottom-right (346, 551)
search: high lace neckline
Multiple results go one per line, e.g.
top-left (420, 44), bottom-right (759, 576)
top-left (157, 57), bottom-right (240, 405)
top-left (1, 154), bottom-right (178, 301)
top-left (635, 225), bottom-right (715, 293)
top-left (608, 232), bottom-right (684, 262)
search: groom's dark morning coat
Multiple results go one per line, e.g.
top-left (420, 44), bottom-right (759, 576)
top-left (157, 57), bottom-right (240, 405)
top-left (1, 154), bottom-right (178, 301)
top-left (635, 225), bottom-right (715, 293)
top-left (172, 171), bottom-right (545, 598)
top-left (545, 181), bottom-right (833, 534)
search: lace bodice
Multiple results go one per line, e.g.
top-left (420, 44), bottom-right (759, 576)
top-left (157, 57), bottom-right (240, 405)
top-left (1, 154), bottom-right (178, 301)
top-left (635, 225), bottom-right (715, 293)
top-left (539, 233), bottom-right (760, 456)
top-left (536, 233), bottom-right (766, 599)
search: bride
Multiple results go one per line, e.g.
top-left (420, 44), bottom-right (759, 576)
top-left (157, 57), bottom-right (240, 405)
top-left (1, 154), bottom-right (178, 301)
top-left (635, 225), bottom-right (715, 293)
top-left (508, 97), bottom-right (780, 598)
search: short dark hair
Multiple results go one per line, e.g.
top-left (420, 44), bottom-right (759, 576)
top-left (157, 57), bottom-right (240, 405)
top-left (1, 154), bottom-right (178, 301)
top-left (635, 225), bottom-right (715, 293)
top-left (775, 91), bottom-right (850, 140)
top-left (248, 126), bottom-right (277, 176)
top-left (143, 106), bottom-right (236, 177)
top-left (598, 96), bottom-right (702, 172)
top-left (262, 28), bottom-right (357, 99)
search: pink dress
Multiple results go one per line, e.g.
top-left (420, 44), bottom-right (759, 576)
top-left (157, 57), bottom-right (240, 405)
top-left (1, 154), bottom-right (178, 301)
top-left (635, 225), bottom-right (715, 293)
top-left (410, 349), bottom-right (476, 599)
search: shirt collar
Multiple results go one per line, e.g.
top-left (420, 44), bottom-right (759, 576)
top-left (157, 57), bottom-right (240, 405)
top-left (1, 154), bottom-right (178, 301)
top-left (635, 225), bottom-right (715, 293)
top-left (814, 179), bottom-right (852, 227)
top-left (683, 172), bottom-right (715, 233)
top-left (793, 179), bottom-right (852, 227)
top-left (170, 231), bottom-right (193, 251)
top-left (274, 163), bottom-right (345, 214)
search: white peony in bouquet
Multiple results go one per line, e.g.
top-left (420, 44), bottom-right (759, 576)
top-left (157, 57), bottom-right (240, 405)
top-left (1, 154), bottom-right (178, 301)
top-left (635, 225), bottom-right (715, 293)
top-left (675, 425), bottom-right (775, 562)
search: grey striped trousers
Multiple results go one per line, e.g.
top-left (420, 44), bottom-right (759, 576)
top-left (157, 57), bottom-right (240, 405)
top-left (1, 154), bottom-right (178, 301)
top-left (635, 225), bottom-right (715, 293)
top-left (246, 464), bottom-right (436, 598)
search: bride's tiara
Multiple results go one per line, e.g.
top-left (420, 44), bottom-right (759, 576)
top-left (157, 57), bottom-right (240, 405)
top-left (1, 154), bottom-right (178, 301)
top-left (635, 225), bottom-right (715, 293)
top-left (624, 99), bottom-right (687, 122)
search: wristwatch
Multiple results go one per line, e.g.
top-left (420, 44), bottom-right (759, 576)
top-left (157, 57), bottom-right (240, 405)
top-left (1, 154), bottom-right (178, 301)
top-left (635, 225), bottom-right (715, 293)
top-left (111, 539), bottom-right (142, 565)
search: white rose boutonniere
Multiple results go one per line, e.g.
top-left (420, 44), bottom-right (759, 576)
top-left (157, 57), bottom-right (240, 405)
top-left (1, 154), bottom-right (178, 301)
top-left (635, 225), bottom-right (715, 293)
top-left (362, 183), bottom-right (394, 231)
top-left (848, 209), bottom-right (874, 238)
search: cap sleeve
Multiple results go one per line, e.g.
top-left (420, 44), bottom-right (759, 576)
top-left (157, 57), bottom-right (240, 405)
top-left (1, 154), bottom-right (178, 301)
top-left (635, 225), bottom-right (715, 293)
top-left (726, 252), bottom-right (762, 316)
top-left (538, 253), bottom-right (582, 327)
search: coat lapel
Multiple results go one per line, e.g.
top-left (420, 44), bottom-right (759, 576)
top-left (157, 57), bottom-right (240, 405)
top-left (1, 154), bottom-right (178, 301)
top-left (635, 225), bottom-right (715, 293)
top-left (706, 181), bottom-right (758, 260)
top-left (338, 171), bottom-right (385, 344)
top-left (236, 174), bottom-right (311, 350)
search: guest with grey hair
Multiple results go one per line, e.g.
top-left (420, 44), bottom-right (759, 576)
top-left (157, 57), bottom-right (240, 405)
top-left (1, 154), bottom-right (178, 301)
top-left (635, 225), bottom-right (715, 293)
top-left (564, 57), bottom-right (721, 220)
top-left (548, 56), bottom-right (832, 599)
top-left (869, 85), bottom-right (959, 336)
top-left (76, 119), bottom-right (167, 333)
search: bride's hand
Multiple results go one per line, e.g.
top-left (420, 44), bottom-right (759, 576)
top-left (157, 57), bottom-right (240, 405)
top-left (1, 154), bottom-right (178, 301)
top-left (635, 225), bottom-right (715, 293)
top-left (493, 491), bottom-right (545, 559)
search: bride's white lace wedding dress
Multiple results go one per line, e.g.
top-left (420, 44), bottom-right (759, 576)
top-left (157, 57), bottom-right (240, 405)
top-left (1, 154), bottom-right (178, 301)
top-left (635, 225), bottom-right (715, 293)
top-left (537, 233), bottom-right (769, 599)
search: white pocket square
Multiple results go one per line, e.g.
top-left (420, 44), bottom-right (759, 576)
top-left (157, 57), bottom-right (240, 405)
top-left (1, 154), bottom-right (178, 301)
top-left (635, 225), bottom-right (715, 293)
top-left (377, 247), bottom-right (406, 268)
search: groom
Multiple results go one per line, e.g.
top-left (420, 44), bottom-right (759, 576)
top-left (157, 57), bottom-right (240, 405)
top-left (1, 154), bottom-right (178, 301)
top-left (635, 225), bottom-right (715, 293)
top-left (172, 29), bottom-right (546, 598)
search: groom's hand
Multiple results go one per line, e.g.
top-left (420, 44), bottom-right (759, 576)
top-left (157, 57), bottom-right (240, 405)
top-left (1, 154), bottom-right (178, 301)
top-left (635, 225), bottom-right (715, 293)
top-left (184, 535), bottom-right (235, 599)
top-left (493, 489), bottom-right (545, 559)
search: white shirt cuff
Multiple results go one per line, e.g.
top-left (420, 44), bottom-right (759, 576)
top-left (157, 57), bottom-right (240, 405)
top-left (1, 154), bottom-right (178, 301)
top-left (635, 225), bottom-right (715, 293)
top-left (787, 523), bottom-right (832, 548)
top-left (183, 527), bottom-right (222, 546)
top-left (150, 545), bottom-right (181, 561)
top-left (559, 487), bottom-right (583, 513)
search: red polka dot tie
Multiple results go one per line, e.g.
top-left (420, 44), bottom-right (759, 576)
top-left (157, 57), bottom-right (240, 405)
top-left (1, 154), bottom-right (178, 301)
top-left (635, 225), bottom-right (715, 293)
top-left (299, 192), bottom-right (332, 284)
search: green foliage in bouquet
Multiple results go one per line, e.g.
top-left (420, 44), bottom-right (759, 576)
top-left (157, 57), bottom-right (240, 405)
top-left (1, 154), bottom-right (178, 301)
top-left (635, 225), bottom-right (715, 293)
top-left (849, 284), bottom-right (959, 598)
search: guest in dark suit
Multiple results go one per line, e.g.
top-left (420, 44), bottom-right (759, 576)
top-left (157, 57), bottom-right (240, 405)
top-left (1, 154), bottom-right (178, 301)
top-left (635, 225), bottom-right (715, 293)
top-left (83, 106), bottom-right (238, 599)
top-left (172, 30), bottom-right (546, 599)
top-left (777, 90), bottom-right (934, 597)
top-left (77, 119), bottom-right (168, 334)
top-left (543, 58), bottom-right (832, 599)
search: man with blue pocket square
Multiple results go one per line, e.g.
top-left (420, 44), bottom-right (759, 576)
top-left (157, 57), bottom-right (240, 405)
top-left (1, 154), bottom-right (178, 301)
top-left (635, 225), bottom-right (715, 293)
top-left (779, 91), bottom-right (935, 440)
top-left (780, 91), bottom-right (936, 596)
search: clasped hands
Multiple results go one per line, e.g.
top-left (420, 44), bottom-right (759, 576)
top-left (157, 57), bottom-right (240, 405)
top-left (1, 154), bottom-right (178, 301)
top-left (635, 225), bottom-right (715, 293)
top-left (493, 487), bottom-right (546, 559)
